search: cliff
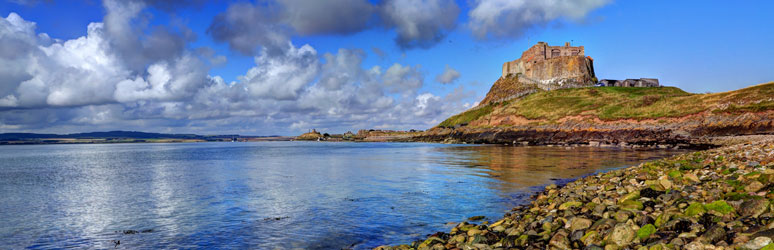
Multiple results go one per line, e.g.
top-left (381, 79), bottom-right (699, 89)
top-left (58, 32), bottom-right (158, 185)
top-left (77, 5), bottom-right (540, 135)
top-left (426, 82), bottom-right (774, 147)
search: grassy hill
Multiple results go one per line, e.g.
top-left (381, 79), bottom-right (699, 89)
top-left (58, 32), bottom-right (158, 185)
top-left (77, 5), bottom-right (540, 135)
top-left (439, 82), bottom-right (774, 128)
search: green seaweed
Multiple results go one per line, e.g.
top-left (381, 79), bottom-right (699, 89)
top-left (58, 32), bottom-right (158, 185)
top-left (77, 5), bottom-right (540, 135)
top-left (704, 200), bottom-right (734, 215)
top-left (637, 224), bottom-right (657, 240)
top-left (684, 203), bottom-right (706, 217)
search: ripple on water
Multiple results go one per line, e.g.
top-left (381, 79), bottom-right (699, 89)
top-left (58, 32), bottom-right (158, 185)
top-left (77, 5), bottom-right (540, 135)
top-left (0, 142), bottom-right (686, 249)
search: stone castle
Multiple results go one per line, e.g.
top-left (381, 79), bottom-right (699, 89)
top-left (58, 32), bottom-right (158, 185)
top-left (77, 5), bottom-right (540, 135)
top-left (501, 42), bottom-right (596, 90)
top-left (502, 42), bottom-right (586, 78)
top-left (478, 42), bottom-right (659, 106)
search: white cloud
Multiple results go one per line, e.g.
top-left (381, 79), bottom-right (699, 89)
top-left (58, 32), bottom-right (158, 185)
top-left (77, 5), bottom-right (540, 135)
top-left (240, 43), bottom-right (319, 100)
top-left (435, 65), bottom-right (460, 84)
top-left (382, 63), bottom-right (423, 94)
top-left (468, 0), bottom-right (611, 40)
top-left (0, 4), bottom-right (478, 135)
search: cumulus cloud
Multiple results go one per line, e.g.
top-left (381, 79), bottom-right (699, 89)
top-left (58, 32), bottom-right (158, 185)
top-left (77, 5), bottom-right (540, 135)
top-left (0, 1), bottom-right (478, 134)
top-left (0, 0), bottom-right (213, 109)
top-left (380, 0), bottom-right (460, 49)
top-left (382, 63), bottom-right (423, 94)
top-left (435, 65), bottom-right (460, 84)
top-left (208, 0), bottom-right (460, 54)
top-left (468, 0), bottom-right (611, 40)
top-left (240, 43), bottom-right (319, 100)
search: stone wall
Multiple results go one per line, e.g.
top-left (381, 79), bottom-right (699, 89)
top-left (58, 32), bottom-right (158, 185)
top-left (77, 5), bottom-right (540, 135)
top-left (502, 42), bottom-right (585, 78)
top-left (600, 78), bottom-right (660, 87)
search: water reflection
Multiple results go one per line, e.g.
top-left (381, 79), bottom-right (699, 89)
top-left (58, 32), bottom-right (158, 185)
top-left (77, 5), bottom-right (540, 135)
top-left (431, 145), bottom-right (683, 190)
top-left (0, 142), bottom-right (685, 249)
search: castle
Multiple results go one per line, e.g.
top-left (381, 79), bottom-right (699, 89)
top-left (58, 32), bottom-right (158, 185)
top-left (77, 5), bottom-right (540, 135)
top-left (478, 42), bottom-right (659, 106)
top-left (502, 42), bottom-right (587, 78)
top-left (500, 42), bottom-right (596, 90)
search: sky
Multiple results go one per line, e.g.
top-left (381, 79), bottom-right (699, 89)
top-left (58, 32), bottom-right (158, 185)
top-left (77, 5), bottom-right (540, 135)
top-left (0, 0), bottom-right (772, 135)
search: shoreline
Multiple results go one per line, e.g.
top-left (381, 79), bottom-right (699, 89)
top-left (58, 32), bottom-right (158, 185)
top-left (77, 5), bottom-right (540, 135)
top-left (377, 135), bottom-right (774, 250)
top-left (0, 136), bottom-right (295, 145)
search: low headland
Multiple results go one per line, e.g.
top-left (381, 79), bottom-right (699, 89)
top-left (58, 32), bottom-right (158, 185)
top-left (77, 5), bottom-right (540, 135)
top-left (377, 136), bottom-right (774, 250)
top-left (416, 82), bottom-right (774, 149)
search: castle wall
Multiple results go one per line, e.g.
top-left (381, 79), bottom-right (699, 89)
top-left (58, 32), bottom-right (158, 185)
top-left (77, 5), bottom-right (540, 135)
top-left (502, 42), bottom-right (585, 78)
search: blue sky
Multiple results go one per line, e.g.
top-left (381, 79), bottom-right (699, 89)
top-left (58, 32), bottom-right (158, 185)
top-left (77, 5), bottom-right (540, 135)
top-left (0, 0), bottom-right (772, 135)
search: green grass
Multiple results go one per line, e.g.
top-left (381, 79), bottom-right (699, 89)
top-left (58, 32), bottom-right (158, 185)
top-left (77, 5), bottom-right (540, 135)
top-left (436, 82), bottom-right (774, 127)
top-left (438, 104), bottom-right (494, 128)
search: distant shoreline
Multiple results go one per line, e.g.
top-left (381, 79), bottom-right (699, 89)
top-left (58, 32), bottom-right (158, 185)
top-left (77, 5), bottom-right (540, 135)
top-left (0, 131), bottom-right (294, 145)
top-left (0, 137), bottom-right (294, 145)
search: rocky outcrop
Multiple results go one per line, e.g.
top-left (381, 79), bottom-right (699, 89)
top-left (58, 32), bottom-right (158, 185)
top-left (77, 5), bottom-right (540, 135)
top-left (504, 55), bottom-right (596, 90)
top-left (295, 130), bottom-right (323, 141)
top-left (478, 76), bottom-right (539, 106)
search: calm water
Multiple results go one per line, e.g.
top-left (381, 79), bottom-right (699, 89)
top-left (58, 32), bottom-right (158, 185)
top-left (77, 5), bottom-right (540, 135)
top-left (0, 142), bottom-right (683, 249)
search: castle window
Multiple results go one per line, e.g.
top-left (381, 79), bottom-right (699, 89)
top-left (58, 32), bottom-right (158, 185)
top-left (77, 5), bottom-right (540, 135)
top-left (571, 50), bottom-right (579, 55)
top-left (551, 49), bottom-right (560, 57)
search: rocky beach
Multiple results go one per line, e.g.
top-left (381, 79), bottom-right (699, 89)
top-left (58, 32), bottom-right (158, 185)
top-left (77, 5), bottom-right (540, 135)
top-left (377, 136), bottom-right (774, 250)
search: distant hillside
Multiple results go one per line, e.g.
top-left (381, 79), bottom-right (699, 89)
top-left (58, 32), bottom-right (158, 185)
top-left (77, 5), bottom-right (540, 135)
top-left (0, 131), bottom-right (224, 140)
top-left (425, 82), bottom-right (774, 147)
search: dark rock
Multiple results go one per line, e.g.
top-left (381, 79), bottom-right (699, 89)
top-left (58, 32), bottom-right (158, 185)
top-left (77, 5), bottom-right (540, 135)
top-left (549, 230), bottom-right (571, 250)
top-left (740, 199), bottom-right (769, 218)
top-left (467, 215), bottom-right (486, 221)
top-left (583, 245), bottom-right (604, 250)
top-left (662, 219), bottom-right (692, 233)
top-left (570, 230), bottom-right (585, 243)
top-left (701, 225), bottom-right (726, 244)
top-left (753, 228), bottom-right (774, 239)
top-left (698, 213), bottom-right (716, 229)
top-left (640, 188), bottom-right (663, 198)
top-left (638, 214), bottom-right (655, 227)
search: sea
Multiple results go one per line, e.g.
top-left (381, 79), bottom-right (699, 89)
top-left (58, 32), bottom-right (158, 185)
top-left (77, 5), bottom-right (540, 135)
top-left (0, 142), bottom-right (684, 249)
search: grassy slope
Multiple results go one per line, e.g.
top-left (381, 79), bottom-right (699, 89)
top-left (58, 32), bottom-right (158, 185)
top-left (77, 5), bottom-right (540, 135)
top-left (438, 82), bottom-right (774, 127)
